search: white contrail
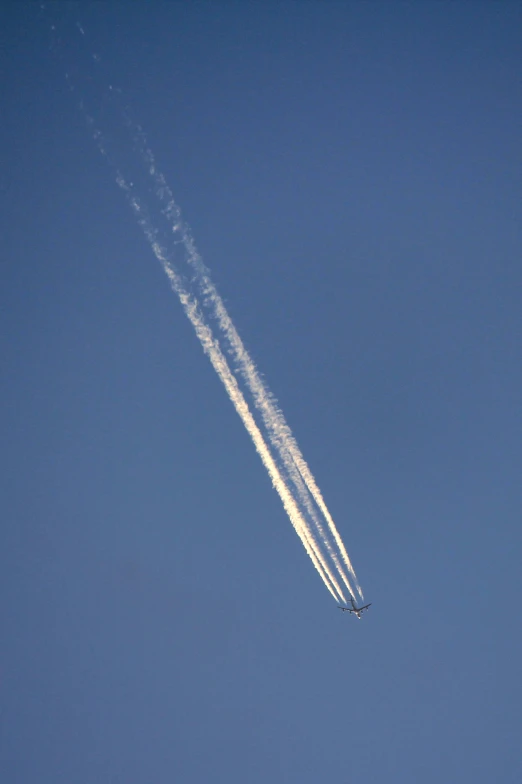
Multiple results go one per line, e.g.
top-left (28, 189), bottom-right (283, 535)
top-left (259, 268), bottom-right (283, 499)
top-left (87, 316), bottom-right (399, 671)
top-left (45, 7), bottom-right (363, 600)
top-left (82, 105), bottom-right (346, 600)
top-left (124, 124), bottom-right (363, 601)
top-left (112, 172), bottom-right (348, 604)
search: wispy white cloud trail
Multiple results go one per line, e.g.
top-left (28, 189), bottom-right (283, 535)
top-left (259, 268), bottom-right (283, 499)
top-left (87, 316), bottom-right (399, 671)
top-left (125, 124), bottom-right (363, 601)
top-left (57, 19), bottom-right (361, 600)
top-left (42, 5), bottom-right (363, 602)
top-left (89, 107), bottom-right (347, 601)
top-left (112, 170), bottom-right (348, 604)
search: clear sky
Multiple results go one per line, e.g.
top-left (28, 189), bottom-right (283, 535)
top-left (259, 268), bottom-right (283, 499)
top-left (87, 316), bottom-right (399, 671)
top-left (2, 2), bottom-right (521, 782)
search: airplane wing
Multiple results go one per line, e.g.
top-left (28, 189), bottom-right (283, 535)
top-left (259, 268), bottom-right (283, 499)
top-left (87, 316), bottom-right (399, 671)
top-left (360, 603), bottom-right (372, 611)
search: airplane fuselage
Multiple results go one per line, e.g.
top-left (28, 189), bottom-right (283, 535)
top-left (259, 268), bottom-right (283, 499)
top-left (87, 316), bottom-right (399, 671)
top-left (338, 599), bottom-right (371, 618)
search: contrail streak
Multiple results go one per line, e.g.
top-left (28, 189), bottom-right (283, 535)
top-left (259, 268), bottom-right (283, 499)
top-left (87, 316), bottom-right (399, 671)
top-left (83, 107), bottom-right (347, 599)
top-left (112, 172), bottom-right (348, 604)
top-left (51, 9), bottom-right (363, 600)
top-left (124, 122), bottom-right (363, 601)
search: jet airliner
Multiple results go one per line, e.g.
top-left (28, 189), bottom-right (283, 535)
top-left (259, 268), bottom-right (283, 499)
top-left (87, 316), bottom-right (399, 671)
top-left (338, 597), bottom-right (372, 619)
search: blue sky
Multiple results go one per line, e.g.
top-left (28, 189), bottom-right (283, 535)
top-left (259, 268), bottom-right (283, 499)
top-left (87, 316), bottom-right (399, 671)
top-left (2, 2), bottom-right (521, 782)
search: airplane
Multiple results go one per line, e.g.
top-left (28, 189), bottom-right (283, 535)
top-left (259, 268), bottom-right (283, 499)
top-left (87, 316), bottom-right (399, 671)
top-left (338, 597), bottom-right (372, 619)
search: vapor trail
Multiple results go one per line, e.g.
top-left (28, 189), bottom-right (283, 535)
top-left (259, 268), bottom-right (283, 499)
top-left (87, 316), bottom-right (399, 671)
top-left (112, 171), bottom-right (348, 604)
top-left (125, 124), bottom-right (363, 601)
top-left (53, 10), bottom-right (362, 600)
top-left (87, 106), bottom-right (348, 600)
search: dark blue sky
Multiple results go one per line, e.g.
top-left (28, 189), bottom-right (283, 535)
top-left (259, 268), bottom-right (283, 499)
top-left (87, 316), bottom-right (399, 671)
top-left (2, 3), bottom-right (521, 782)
